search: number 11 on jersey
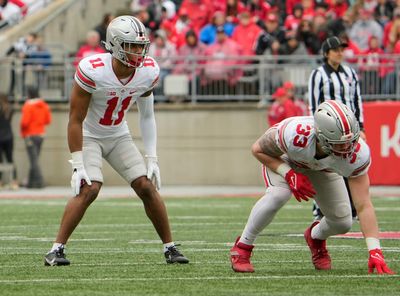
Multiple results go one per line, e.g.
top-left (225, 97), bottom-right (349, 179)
top-left (99, 96), bottom-right (132, 126)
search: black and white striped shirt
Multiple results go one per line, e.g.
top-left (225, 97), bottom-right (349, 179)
top-left (308, 63), bottom-right (364, 129)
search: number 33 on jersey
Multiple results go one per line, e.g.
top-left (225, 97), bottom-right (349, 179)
top-left (275, 116), bottom-right (371, 178)
top-left (74, 53), bottom-right (160, 138)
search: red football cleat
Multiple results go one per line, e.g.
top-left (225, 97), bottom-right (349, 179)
top-left (230, 236), bottom-right (255, 273)
top-left (304, 221), bottom-right (331, 270)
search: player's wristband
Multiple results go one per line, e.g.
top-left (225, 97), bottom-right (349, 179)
top-left (276, 163), bottom-right (291, 177)
top-left (144, 155), bottom-right (158, 161)
top-left (71, 151), bottom-right (83, 165)
top-left (366, 237), bottom-right (381, 251)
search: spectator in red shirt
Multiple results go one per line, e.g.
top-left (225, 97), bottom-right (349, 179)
top-left (164, 8), bottom-right (192, 49)
top-left (284, 3), bottom-right (303, 31)
top-left (245, 0), bottom-right (271, 23)
top-left (326, 0), bottom-right (348, 19)
top-left (74, 30), bottom-right (105, 66)
top-left (286, 0), bottom-right (301, 15)
top-left (231, 11), bottom-right (262, 56)
top-left (159, 21), bottom-right (179, 46)
top-left (283, 81), bottom-right (308, 116)
top-left (384, 7), bottom-right (400, 49)
top-left (212, 0), bottom-right (226, 13)
top-left (382, 36), bottom-right (400, 94)
top-left (301, 0), bottom-right (316, 19)
top-left (267, 87), bottom-right (298, 127)
top-left (174, 8), bottom-right (191, 35)
top-left (179, 0), bottom-right (212, 34)
top-left (394, 39), bottom-right (400, 53)
top-left (203, 26), bottom-right (243, 90)
top-left (173, 30), bottom-right (207, 83)
top-left (225, 0), bottom-right (246, 24)
top-left (313, 2), bottom-right (329, 19)
top-left (340, 32), bottom-right (362, 64)
top-left (360, 35), bottom-right (385, 94)
top-left (313, 11), bottom-right (329, 44)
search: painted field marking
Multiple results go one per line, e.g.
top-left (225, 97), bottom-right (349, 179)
top-left (1, 245), bottom-right (399, 255)
top-left (0, 274), bottom-right (398, 284)
top-left (0, 257), bottom-right (399, 269)
top-left (334, 232), bottom-right (400, 239)
top-left (286, 232), bottom-right (400, 240)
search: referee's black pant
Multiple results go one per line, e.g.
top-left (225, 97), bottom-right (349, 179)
top-left (344, 177), bottom-right (357, 218)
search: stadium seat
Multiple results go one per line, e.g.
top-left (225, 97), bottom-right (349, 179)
top-left (163, 74), bottom-right (189, 96)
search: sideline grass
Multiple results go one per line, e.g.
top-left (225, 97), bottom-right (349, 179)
top-left (0, 196), bottom-right (398, 296)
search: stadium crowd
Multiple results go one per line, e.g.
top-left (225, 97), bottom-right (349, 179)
top-left (4, 0), bottom-right (400, 100)
top-left (118, 0), bottom-right (400, 97)
top-left (125, 0), bottom-right (400, 57)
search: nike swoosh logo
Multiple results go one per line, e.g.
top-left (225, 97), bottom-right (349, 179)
top-left (45, 258), bottom-right (56, 265)
top-left (291, 175), bottom-right (297, 190)
top-left (371, 254), bottom-right (384, 262)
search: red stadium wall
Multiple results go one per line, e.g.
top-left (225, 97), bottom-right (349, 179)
top-left (364, 102), bottom-right (400, 185)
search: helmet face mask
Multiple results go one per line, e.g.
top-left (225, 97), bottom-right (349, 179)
top-left (104, 16), bottom-right (150, 68)
top-left (317, 131), bottom-right (359, 155)
top-left (119, 41), bottom-right (149, 67)
top-left (314, 101), bottom-right (360, 156)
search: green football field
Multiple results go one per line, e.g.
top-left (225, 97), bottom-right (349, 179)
top-left (0, 195), bottom-right (399, 296)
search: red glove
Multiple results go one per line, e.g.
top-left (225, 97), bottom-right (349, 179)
top-left (284, 169), bottom-right (316, 202)
top-left (368, 249), bottom-right (395, 274)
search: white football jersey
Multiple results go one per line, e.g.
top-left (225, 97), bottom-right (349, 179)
top-left (274, 116), bottom-right (371, 177)
top-left (74, 53), bottom-right (160, 138)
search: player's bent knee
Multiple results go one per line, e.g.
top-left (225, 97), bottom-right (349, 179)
top-left (79, 182), bottom-right (101, 205)
top-left (327, 215), bottom-right (352, 234)
top-left (335, 218), bottom-right (352, 234)
top-left (266, 186), bottom-right (292, 207)
top-left (131, 176), bottom-right (157, 199)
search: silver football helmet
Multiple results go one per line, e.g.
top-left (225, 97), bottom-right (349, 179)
top-left (104, 15), bottom-right (150, 67)
top-left (314, 100), bottom-right (360, 155)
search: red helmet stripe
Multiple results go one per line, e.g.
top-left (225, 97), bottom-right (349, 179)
top-left (326, 101), bottom-right (351, 135)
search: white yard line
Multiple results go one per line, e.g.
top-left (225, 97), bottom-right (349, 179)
top-left (0, 185), bottom-right (399, 199)
top-left (0, 236), bottom-right (114, 242)
top-left (1, 245), bottom-right (399, 255)
top-left (0, 258), bottom-right (399, 269)
top-left (0, 274), bottom-right (398, 284)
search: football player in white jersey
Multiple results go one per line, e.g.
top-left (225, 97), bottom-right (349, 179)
top-left (44, 16), bottom-right (189, 266)
top-left (230, 101), bottom-right (394, 274)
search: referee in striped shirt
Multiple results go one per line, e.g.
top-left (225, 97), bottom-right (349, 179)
top-left (308, 36), bottom-right (366, 220)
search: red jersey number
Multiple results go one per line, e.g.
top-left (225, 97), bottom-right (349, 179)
top-left (293, 124), bottom-right (311, 148)
top-left (89, 58), bottom-right (105, 69)
top-left (143, 58), bottom-right (155, 67)
top-left (99, 96), bottom-right (132, 126)
top-left (349, 143), bottom-right (361, 163)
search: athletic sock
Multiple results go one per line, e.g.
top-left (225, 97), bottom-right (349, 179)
top-left (50, 242), bottom-right (64, 253)
top-left (163, 242), bottom-right (175, 253)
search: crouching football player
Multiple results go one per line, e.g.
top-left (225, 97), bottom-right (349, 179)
top-left (230, 101), bottom-right (395, 274)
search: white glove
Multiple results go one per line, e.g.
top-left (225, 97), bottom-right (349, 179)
top-left (69, 151), bottom-right (92, 196)
top-left (145, 155), bottom-right (161, 190)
